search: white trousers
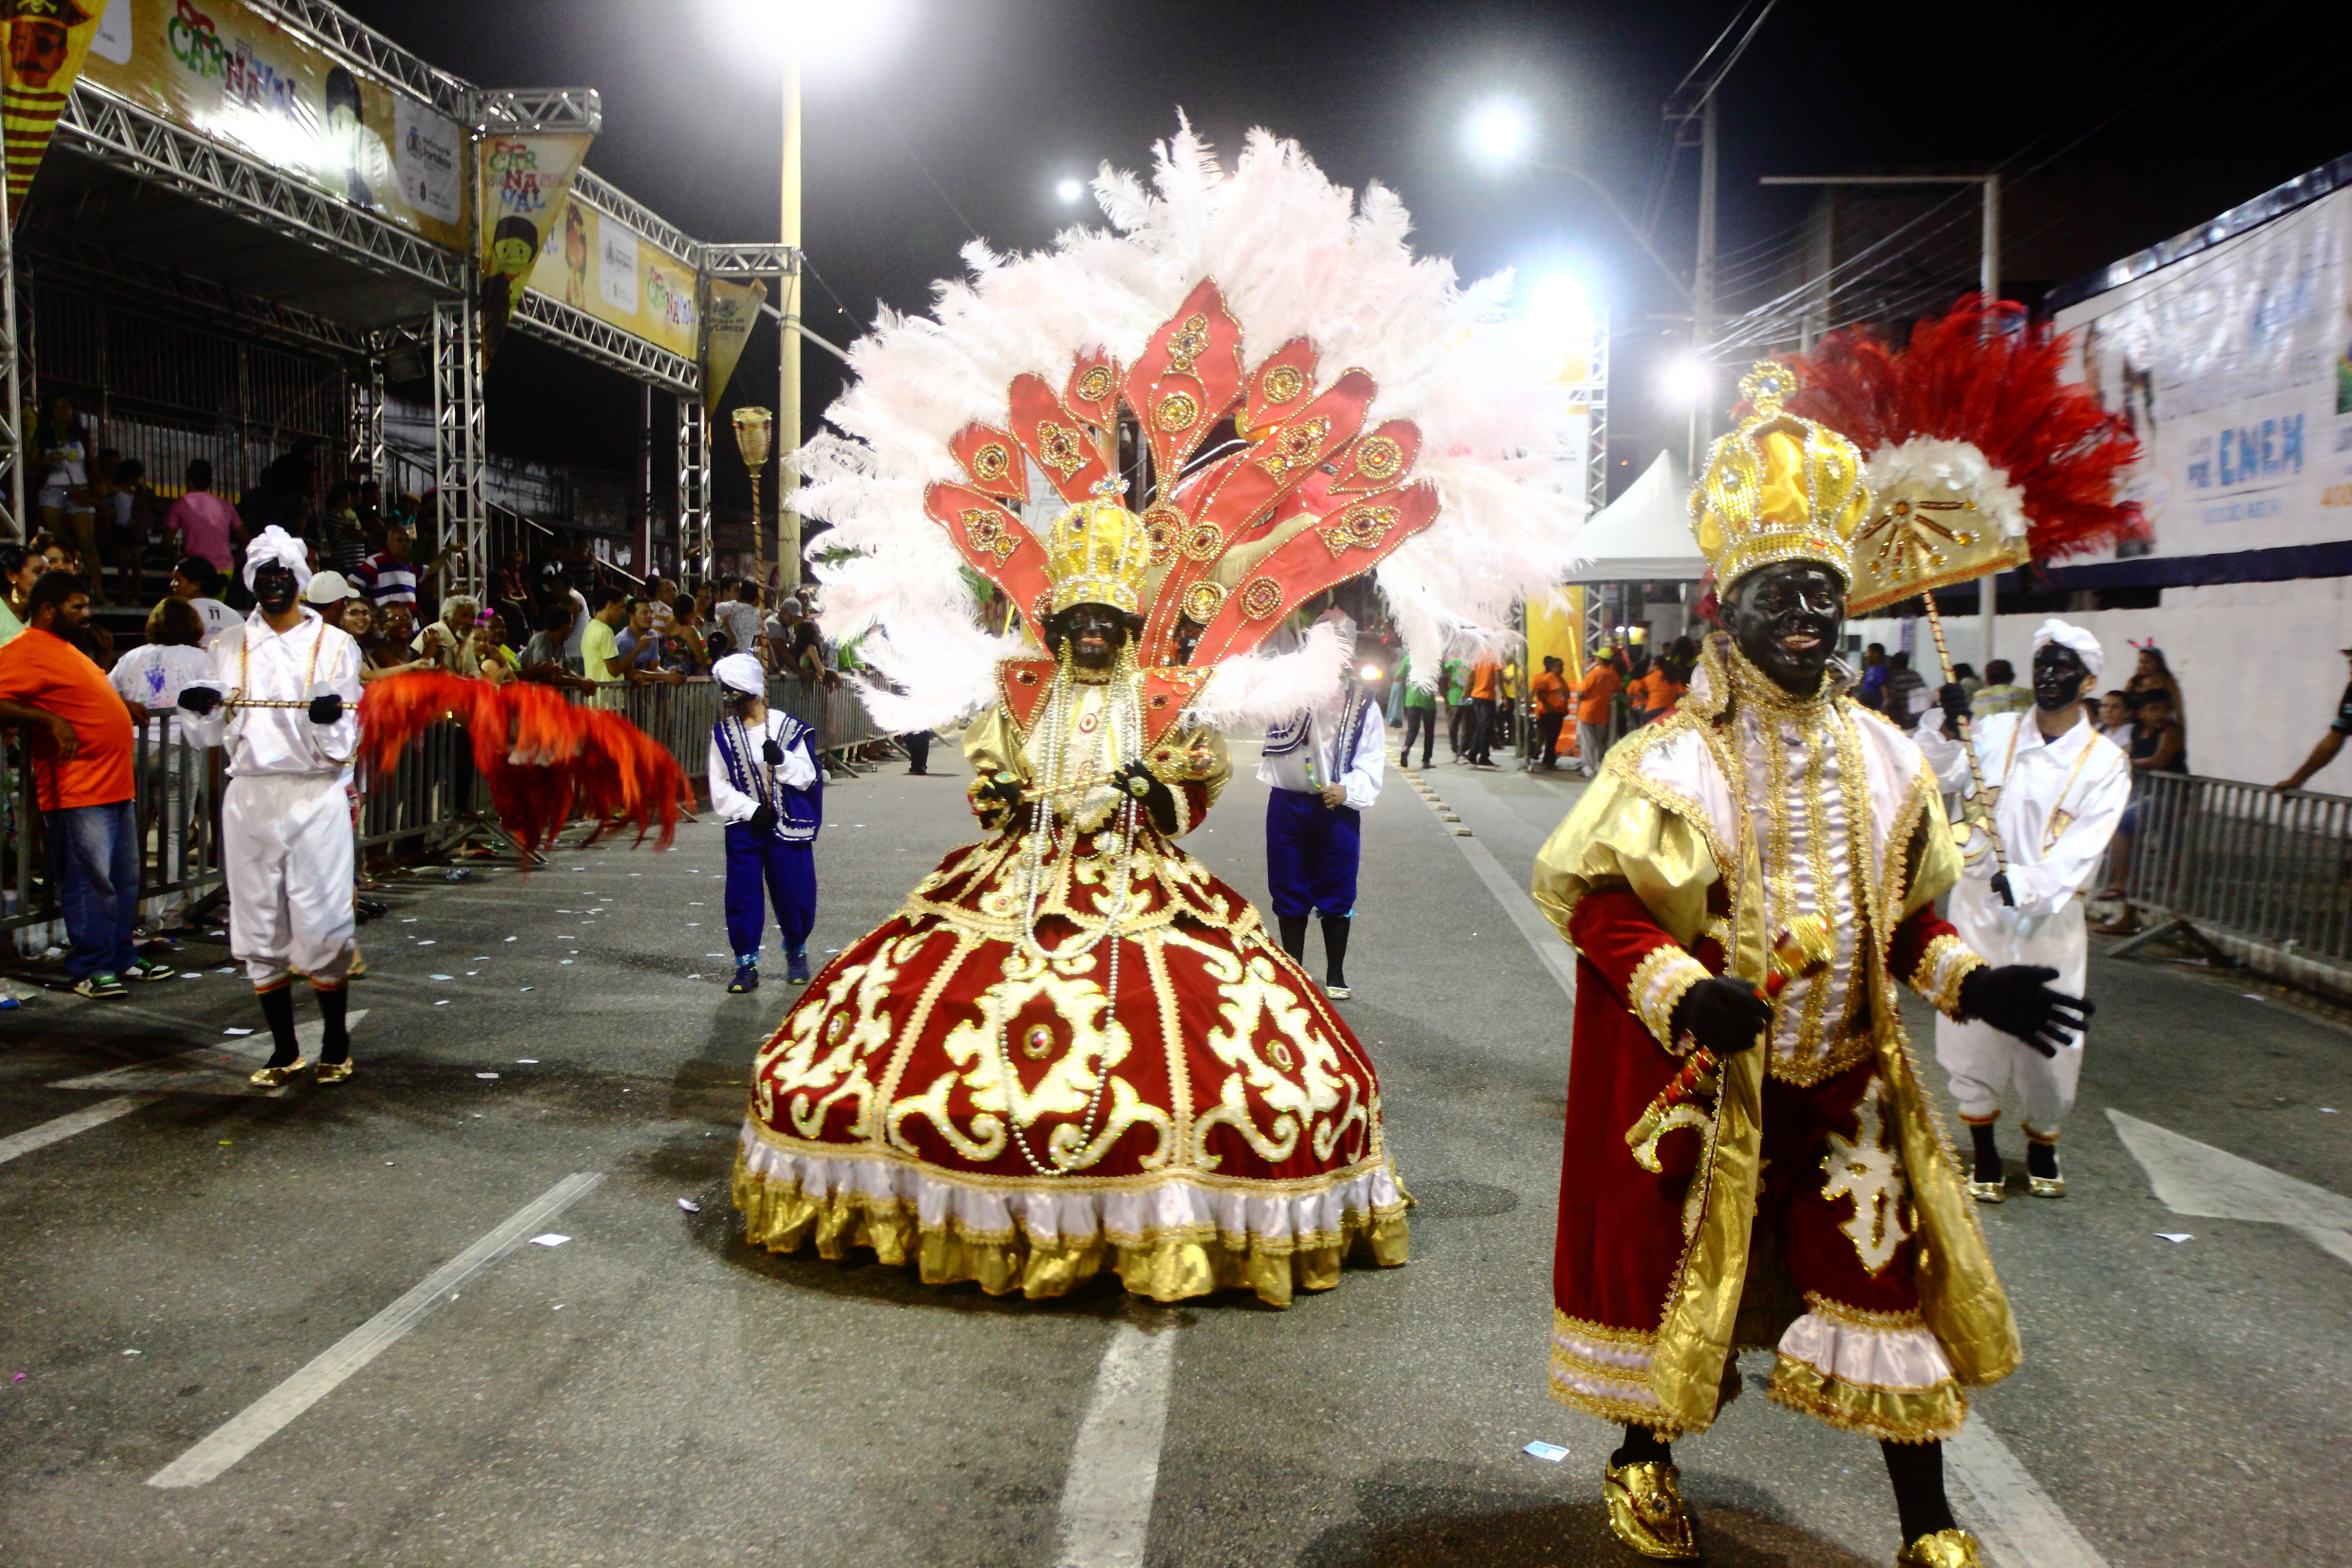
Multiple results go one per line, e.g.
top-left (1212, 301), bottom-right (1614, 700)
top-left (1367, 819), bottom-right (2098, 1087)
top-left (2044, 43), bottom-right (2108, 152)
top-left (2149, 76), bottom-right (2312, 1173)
top-left (224, 772), bottom-right (354, 988)
top-left (1935, 879), bottom-right (2086, 1137)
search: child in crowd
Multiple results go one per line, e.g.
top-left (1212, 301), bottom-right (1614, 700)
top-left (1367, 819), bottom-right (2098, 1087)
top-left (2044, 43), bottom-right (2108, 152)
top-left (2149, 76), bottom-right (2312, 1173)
top-left (708, 652), bottom-right (823, 991)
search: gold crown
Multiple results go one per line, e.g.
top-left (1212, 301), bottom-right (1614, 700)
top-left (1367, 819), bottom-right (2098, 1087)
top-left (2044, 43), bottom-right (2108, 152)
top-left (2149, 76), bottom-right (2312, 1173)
top-left (1689, 362), bottom-right (1873, 590)
top-left (1045, 486), bottom-right (1152, 615)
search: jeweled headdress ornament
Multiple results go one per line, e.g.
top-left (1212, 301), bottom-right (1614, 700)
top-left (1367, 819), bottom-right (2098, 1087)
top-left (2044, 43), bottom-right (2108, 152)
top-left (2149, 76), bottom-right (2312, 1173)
top-left (1690, 362), bottom-right (1873, 591)
top-left (795, 121), bottom-right (1585, 732)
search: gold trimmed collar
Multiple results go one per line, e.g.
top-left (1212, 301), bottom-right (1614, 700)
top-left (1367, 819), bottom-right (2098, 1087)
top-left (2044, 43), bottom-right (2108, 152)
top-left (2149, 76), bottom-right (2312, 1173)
top-left (1687, 632), bottom-right (1854, 726)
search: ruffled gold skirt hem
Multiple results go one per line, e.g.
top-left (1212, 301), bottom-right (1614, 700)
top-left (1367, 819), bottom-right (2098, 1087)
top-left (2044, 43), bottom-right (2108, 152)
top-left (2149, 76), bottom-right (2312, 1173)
top-left (1763, 1351), bottom-right (1968, 1444)
top-left (733, 1152), bottom-right (1410, 1308)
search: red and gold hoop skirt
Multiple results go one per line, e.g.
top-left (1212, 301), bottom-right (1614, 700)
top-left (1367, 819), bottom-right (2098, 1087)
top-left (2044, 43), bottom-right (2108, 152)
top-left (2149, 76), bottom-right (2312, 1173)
top-left (734, 700), bottom-right (1408, 1306)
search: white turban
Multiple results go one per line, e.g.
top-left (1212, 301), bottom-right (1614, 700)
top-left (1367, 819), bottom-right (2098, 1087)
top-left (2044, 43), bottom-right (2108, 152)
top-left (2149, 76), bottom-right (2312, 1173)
top-left (712, 652), bottom-right (766, 696)
top-left (242, 525), bottom-right (313, 596)
top-left (2031, 617), bottom-right (2102, 678)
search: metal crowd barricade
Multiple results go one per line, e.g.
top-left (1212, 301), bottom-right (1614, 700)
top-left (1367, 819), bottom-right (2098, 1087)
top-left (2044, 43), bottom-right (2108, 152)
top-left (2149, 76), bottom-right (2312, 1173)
top-left (2, 725), bottom-right (223, 944)
top-left (2112, 771), bottom-right (2352, 964)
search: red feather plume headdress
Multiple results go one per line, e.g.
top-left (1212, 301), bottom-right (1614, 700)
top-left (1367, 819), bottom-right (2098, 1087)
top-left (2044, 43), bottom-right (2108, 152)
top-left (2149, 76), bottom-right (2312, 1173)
top-left (356, 673), bottom-right (690, 860)
top-left (1777, 296), bottom-right (2148, 610)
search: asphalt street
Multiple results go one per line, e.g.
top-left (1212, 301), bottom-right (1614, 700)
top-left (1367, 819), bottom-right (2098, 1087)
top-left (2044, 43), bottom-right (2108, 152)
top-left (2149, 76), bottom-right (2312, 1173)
top-left (3, 725), bottom-right (2346, 1567)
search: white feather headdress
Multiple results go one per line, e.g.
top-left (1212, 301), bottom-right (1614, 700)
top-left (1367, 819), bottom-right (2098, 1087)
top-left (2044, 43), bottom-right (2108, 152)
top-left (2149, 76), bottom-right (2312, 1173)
top-left (801, 119), bottom-right (1584, 731)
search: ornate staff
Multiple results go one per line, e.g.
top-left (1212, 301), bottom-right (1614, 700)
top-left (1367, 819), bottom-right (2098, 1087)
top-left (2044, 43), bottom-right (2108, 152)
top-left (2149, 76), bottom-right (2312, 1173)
top-left (732, 406), bottom-right (775, 599)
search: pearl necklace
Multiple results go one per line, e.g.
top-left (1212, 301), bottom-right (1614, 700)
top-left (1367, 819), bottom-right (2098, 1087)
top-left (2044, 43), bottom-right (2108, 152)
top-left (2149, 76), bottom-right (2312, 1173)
top-left (994, 647), bottom-right (1145, 1175)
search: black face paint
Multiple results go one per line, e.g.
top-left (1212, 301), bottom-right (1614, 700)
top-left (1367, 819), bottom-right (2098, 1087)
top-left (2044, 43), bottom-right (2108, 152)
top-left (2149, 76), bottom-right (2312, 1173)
top-left (1055, 601), bottom-right (1131, 674)
top-left (253, 563), bottom-right (300, 616)
top-left (1726, 561), bottom-right (1845, 696)
top-left (2032, 643), bottom-right (2089, 713)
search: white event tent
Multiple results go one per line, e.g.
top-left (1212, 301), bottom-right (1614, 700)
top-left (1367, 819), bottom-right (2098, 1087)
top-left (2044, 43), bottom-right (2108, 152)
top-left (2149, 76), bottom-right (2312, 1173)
top-left (1560, 451), bottom-right (1708, 583)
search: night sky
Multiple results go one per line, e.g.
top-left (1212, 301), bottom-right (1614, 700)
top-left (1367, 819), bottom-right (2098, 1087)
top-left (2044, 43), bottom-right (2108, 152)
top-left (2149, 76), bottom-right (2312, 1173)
top-left (349, 0), bottom-right (2349, 511)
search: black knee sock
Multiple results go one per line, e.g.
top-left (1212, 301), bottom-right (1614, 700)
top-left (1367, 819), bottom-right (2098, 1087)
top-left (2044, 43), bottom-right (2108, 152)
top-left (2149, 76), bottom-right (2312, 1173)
top-left (257, 985), bottom-right (299, 1067)
top-left (1968, 1121), bottom-right (2001, 1183)
top-left (2026, 1135), bottom-right (2059, 1179)
top-left (315, 983), bottom-right (350, 1065)
top-left (1320, 914), bottom-right (1351, 988)
top-left (1882, 1439), bottom-right (1956, 1542)
top-left (1612, 1423), bottom-right (1673, 1468)
top-left (1277, 914), bottom-right (1309, 965)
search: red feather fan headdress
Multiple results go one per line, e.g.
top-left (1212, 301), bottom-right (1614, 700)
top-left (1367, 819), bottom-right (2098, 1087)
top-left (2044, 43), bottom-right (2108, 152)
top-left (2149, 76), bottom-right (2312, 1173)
top-left (356, 674), bottom-right (690, 860)
top-left (1777, 296), bottom-right (2147, 611)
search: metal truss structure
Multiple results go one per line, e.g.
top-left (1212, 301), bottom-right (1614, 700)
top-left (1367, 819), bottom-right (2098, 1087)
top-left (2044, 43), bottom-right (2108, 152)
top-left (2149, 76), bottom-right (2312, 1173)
top-left (508, 289), bottom-right (696, 397)
top-left (251, 0), bottom-right (469, 116)
top-left (1581, 317), bottom-right (1611, 660)
top-left (570, 167), bottom-right (702, 270)
top-left (477, 89), bottom-right (601, 137)
top-left (0, 185), bottom-right (20, 538)
top-left (348, 356), bottom-right (384, 489)
top-left (677, 400), bottom-right (712, 586)
top-left (703, 243), bottom-right (799, 281)
top-left (433, 299), bottom-right (486, 597)
top-left (57, 83), bottom-right (467, 298)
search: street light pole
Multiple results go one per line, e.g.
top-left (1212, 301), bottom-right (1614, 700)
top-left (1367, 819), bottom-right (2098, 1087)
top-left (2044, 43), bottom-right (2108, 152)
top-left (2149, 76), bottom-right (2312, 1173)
top-left (776, 47), bottom-right (802, 600)
top-left (1758, 172), bottom-right (2005, 669)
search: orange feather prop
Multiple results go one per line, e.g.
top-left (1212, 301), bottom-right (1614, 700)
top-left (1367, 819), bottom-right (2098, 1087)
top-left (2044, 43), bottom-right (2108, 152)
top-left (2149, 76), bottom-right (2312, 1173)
top-left (356, 673), bottom-right (691, 857)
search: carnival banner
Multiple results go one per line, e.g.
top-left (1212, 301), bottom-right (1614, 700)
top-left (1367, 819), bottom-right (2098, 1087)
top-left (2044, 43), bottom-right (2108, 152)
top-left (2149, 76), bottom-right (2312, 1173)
top-left (2057, 180), bottom-right (2352, 562)
top-left (476, 130), bottom-right (591, 361)
top-left (702, 277), bottom-right (766, 411)
top-left (75, 0), bottom-right (466, 247)
top-left (527, 193), bottom-right (699, 362)
top-left (1, 0), bottom-right (103, 219)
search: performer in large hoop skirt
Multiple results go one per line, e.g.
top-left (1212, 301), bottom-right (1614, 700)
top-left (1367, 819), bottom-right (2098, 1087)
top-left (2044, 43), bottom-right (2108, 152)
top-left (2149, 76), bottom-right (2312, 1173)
top-left (732, 122), bottom-right (1581, 1305)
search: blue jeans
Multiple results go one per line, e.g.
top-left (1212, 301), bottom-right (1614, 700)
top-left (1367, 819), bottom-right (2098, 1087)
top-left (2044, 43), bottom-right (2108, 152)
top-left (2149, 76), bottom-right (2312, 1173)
top-left (724, 823), bottom-right (816, 961)
top-left (47, 798), bottom-right (139, 980)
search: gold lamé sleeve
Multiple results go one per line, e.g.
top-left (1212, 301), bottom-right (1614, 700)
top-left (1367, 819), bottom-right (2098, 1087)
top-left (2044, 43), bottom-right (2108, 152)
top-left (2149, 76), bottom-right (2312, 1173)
top-left (1149, 722), bottom-right (1229, 815)
top-left (1530, 764), bottom-right (1722, 950)
top-left (961, 704), bottom-right (1032, 828)
top-left (1895, 758), bottom-right (1965, 922)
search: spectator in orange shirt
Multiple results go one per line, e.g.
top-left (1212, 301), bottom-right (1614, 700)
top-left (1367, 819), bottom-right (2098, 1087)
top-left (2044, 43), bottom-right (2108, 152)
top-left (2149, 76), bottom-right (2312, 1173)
top-left (1528, 655), bottom-right (1572, 770)
top-left (1575, 654), bottom-right (1622, 777)
top-left (1466, 655), bottom-right (1501, 768)
top-left (0, 572), bottom-right (172, 995)
top-left (1625, 652), bottom-right (1658, 726)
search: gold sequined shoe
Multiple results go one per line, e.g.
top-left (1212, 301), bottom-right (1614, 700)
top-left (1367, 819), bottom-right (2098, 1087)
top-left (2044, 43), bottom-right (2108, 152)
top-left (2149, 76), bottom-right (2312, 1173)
top-left (1966, 1177), bottom-right (2006, 1204)
top-left (249, 1059), bottom-right (307, 1088)
top-left (314, 1060), bottom-right (354, 1085)
top-left (2028, 1172), bottom-right (2065, 1198)
top-left (1603, 1459), bottom-right (1700, 1560)
top-left (1895, 1526), bottom-right (1983, 1566)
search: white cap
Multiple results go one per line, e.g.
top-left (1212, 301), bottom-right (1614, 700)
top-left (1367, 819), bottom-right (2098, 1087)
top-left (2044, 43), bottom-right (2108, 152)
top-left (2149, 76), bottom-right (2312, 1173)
top-left (2030, 617), bottom-right (2102, 678)
top-left (304, 570), bottom-right (354, 606)
top-left (242, 525), bottom-right (313, 596)
top-left (713, 652), bottom-right (766, 695)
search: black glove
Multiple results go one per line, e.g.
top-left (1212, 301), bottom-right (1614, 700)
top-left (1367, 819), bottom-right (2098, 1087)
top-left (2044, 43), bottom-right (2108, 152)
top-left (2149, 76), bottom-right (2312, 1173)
top-left (1989, 871), bottom-right (2017, 908)
top-left (1938, 683), bottom-right (1971, 727)
top-left (1956, 964), bottom-right (2092, 1058)
top-left (746, 802), bottom-right (778, 838)
top-left (762, 738), bottom-right (784, 764)
top-left (975, 774), bottom-right (1027, 819)
top-left (177, 686), bottom-right (221, 716)
top-left (307, 694), bottom-right (344, 725)
top-left (1666, 974), bottom-right (1774, 1056)
top-left (1113, 759), bottom-right (1178, 833)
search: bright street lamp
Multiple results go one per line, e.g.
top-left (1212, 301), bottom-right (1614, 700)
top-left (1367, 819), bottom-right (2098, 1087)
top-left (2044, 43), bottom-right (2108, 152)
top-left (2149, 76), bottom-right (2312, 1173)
top-left (1055, 177), bottom-right (1085, 204)
top-left (1657, 353), bottom-right (1713, 409)
top-left (1462, 98), bottom-right (1536, 172)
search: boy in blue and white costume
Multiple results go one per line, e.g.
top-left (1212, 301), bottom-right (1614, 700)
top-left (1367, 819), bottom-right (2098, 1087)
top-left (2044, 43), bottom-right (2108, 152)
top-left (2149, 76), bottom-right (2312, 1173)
top-left (708, 653), bottom-right (823, 992)
top-left (1259, 613), bottom-right (1385, 999)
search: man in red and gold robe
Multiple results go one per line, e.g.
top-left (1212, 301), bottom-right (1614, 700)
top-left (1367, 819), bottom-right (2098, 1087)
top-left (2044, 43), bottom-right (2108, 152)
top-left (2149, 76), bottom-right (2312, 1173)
top-left (1532, 365), bottom-right (2090, 1568)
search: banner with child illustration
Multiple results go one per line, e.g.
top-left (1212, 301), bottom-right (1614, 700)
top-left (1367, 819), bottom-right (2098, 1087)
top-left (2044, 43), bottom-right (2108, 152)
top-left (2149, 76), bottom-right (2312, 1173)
top-left (2, 0), bottom-right (104, 219)
top-left (475, 129), bottom-right (591, 362)
top-left (526, 190), bottom-right (700, 364)
top-left (73, 0), bottom-right (467, 247)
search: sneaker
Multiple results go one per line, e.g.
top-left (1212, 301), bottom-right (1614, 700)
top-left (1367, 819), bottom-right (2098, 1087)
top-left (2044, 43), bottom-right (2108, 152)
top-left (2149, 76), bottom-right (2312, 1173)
top-left (74, 972), bottom-right (129, 998)
top-left (125, 957), bottom-right (177, 982)
top-left (728, 963), bottom-right (760, 994)
top-left (786, 950), bottom-right (812, 984)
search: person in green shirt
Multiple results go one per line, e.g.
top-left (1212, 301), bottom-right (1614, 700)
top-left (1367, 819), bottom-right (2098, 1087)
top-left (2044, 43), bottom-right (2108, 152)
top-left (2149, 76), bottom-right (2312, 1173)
top-left (580, 585), bottom-right (628, 707)
top-left (1444, 655), bottom-right (1473, 761)
top-left (1397, 651), bottom-right (1440, 769)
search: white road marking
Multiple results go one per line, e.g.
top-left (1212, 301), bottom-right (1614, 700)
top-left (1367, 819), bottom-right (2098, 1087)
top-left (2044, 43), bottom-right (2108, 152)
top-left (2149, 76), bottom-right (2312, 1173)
top-left (147, 1171), bottom-right (604, 1488)
top-left (0, 1095), bottom-right (166, 1168)
top-left (1052, 1314), bottom-right (1177, 1568)
top-left (2108, 1109), bottom-right (2352, 1264)
top-left (1946, 1414), bottom-right (2112, 1568)
top-left (1442, 828), bottom-right (1578, 1001)
top-left (50, 1011), bottom-right (370, 1094)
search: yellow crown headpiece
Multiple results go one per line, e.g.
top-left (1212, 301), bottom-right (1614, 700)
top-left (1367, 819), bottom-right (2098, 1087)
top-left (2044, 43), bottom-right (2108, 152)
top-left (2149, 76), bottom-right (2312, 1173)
top-left (1689, 362), bottom-right (1873, 591)
top-left (1045, 484), bottom-right (1153, 616)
